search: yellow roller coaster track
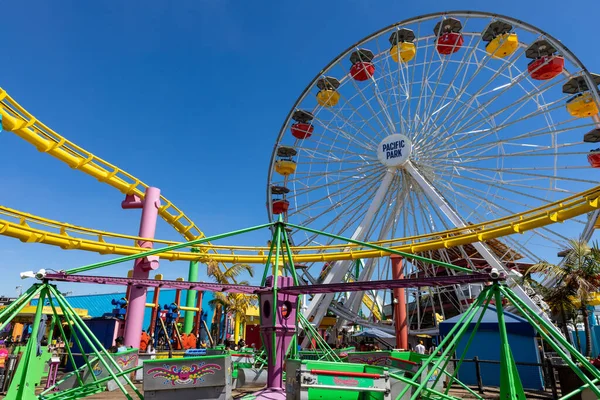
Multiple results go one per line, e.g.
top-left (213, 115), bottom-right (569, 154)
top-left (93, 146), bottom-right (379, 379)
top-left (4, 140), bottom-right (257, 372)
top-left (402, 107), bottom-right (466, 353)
top-left (2, 87), bottom-right (600, 264)
top-left (1, 185), bottom-right (599, 263)
top-left (0, 88), bottom-right (205, 241)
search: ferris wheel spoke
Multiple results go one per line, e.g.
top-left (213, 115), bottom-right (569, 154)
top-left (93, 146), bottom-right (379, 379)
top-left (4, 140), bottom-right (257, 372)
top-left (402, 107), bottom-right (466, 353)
top-left (430, 79), bottom-right (565, 156)
top-left (437, 178), bottom-right (563, 215)
top-left (303, 184), bottom-right (388, 247)
top-left (422, 90), bottom-right (570, 159)
top-left (298, 134), bottom-right (377, 158)
top-left (310, 116), bottom-right (380, 153)
top-left (438, 169), bottom-right (568, 208)
top-left (285, 163), bottom-right (380, 182)
top-left (289, 167), bottom-right (381, 199)
top-left (288, 181), bottom-right (382, 223)
top-left (408, 22), bottom-right (448, 136)
top-left (399, 21), bottom-right (424, 136)
top-left (419, 30), bottom-right (493, 139)
top-left (425, 106), bottom-right (577, 163)
top-left (450, 164), bottom-right (598, 185)
top-left (429, 151), bottom-right (590, 179)
top-left (295, 195), bottom-right (378, 249)
top-left (441, 148), bottom-right (591, 163)
top-left (424, 41), bottom-right (531, 135)
top-left (288, 178), bottom-right (380, 223)
top-left (442, 73), bottom-right (569, 142)
top-left (295, 158), bottom-right (375, 167)
top-left (426, 117), bottom-right (590, 158)
top-left (311, 98), bottom-right (383, 148)
top-left (368, 74), bottom-right (398, 133)
top-left (427, 49), bottom-right (549, 137)
top-left (374, 35), bottom-right (410, 133)
top-left (435, 178), bottom-right (540, 223)
top-left (288, 170), bottom-right (381, 197)
top-left (289, 169), bottom-right (384, 220)
top-left (298, 193), bottom-right (379, 249)
top-left (338, 72), bottom-right (394, 136)
top-left (291, 174), bottom-right (389, 239)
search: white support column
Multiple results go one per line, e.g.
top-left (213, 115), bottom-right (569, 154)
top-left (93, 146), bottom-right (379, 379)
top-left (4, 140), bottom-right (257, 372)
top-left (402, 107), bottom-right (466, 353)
top-left (301, 168), bottom-right (396, 346)
top-left (341, 190), bottom-right (407, 325)
top-left (403, 161), bottom-right (555, 328)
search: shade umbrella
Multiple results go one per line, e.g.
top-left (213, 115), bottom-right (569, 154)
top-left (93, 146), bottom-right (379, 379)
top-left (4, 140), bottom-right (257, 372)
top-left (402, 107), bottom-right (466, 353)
top-left (352, 328), bottom-right (395, 339)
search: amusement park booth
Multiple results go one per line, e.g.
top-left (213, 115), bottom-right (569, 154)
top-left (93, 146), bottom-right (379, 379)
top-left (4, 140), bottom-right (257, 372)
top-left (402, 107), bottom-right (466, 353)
top-left (439, 305), bottom-right (544, 390)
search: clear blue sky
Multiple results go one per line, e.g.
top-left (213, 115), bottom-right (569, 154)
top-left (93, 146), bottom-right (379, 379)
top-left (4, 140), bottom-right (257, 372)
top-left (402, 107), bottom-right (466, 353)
top-left (0, 0), bottom-right (599, 297)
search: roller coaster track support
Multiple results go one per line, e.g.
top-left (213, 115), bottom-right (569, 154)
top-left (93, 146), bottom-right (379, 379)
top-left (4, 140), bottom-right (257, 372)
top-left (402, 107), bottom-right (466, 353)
top-left (122, 187), bottom-right (161, 347)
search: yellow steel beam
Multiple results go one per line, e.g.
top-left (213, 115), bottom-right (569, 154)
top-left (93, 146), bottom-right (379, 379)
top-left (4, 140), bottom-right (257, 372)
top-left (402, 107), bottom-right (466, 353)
top-left (0, 89), bottom-right (205, 241)
top-left (4, 182), bottom-right (600, 255)
top-left (0, 185), bottom-right (598, 263)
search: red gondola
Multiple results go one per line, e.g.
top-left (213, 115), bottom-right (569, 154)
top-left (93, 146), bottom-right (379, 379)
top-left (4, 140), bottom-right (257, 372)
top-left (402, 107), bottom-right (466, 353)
top-left (349, 49), bottom-right (375, 82)
top-left (271, 185), bottom-right (291, 214)
top-left (436, 32), bottom-right (464, 55)
top-left (272, 199), bottom-right (290, 214)
top-left (588, 150), bottom-right (600, 168)
top-left (350, 62), bottom-right (375, 81)
top-left (290, 110), bottom-right (315, 139)
top-left (527, 55), bottom-right (564, 81)
top-left (434, 18), bottom-right (463, 55)
top-left (291, 123), bottom-right (314, 139)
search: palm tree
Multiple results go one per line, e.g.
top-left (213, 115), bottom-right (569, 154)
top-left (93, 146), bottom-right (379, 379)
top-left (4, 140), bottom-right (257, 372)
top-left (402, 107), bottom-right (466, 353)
top-left (206, 261), bottom-right (255, 342)
top-left (209, 291), bottom-right (258, 342)
top-left (524, 239), bottom-right (600, 356)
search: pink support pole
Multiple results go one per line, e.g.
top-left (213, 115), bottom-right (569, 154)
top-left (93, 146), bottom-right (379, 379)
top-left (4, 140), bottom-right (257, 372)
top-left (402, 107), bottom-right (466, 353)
top-left (123, 187), bottom-right (161, 348)
top-left (255, 276), bottom-right (297, 400)
top-left (391, 255), bottom-right (408, 350)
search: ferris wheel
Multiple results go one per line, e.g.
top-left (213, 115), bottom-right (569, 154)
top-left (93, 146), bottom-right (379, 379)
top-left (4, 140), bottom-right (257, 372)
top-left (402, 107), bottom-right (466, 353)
top-left (267, 11), bottom-right (600, 333)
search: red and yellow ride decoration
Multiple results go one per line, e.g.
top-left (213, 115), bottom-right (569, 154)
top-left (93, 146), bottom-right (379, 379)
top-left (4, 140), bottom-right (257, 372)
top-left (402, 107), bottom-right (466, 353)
top-left (290, 110), bottom-right (314, 140)
top-left (525, 39), bottom-right (564, 80)
top-left (316, 77), bottom-right (341, 107)
top-left (274, 146), bottom-right (297, 177)
top-left (434, 17), bottom-right (464, 55)
top-left (389, 28), bottom-right (416, 63)
top-left (482, 21), bottom-right (518, 59)
top-left (271, 185), bottom-right (290, 215)
top-left (349, 49), bottom-right (375, 81)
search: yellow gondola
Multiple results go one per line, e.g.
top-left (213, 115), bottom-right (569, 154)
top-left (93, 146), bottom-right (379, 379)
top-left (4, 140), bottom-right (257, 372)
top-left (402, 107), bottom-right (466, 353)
top-left (566, 92), bottom-right (599, 118)
top-left (486, 32), bottom-right (518, 58)
top-left (274, 160), bottom-right (297, 176)
top-left (316, 89), bottom-right (340, 107)
top-left (390, 42), bottom-right (416, 63)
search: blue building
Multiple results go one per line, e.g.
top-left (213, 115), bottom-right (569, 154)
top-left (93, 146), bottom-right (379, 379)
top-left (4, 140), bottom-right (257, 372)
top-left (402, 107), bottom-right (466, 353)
top-left (439, 305), bottom-right (544, 390)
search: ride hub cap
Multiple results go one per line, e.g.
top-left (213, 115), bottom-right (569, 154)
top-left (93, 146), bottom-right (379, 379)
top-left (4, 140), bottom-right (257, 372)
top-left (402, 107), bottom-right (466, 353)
top-left (377, 133), bottom-right (412, 168)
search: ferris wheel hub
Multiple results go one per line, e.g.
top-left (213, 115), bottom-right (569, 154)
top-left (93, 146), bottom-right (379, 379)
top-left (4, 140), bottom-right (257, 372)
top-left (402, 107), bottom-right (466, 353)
top-left (377, 133), bottom-right (412, 168)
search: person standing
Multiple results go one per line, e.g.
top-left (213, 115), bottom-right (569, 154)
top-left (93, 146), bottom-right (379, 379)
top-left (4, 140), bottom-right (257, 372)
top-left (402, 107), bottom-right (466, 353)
top-left (139, 330), bottom-right (150, 353)
top-left (415, 340), bottom-right (426, 354)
